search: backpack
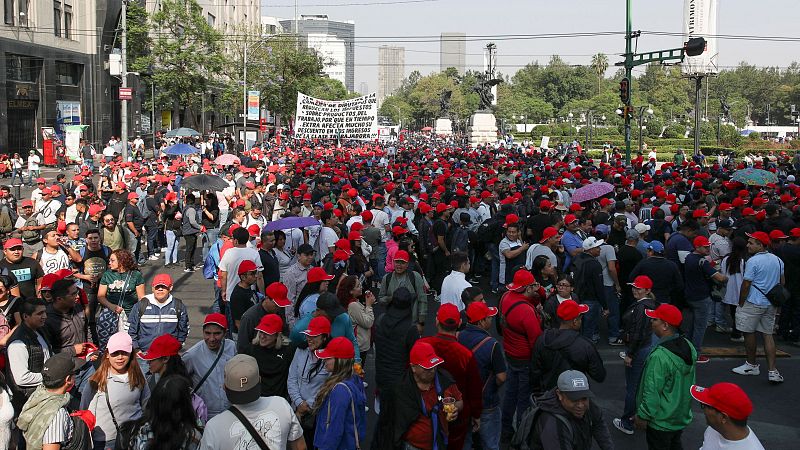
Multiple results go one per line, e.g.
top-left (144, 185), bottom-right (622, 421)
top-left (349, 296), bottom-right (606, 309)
top-left (64, 412), bottom-right (92, 450)
top-left (449, 225), bottom-right (470, 253)
top-left (1, 205), bottom-right (17, 229)
top-left (21, 213), bottom-right (42, 242)
top-left (476, 214), bottom-right (503, 245)
top-left (138, 195), bottom-right (151, 220)
top-left (511, 401), bottom-right (573, 450)
top-left (202, 241), bottom-right (222, 280)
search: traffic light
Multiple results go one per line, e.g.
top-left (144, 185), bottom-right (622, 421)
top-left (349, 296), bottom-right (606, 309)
top-left (684, 37), bottom-right (707, 57)
top-left (619, 78), bottom-right (630, 104)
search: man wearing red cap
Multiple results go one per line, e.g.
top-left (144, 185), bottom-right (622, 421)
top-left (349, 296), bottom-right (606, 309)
top-left (378, 250), bottom-right (427, 333)
top-left (635, 304), bottom-right (696, 449)
top-left (183, 313), bottom-right (236, 419)
top-left (419, 303), bottom-right (482, 450)
top-left (732, 231), bottom-right (785, 384)
top-left (683, 235), bottom-right (728, 363)
top-left (690, 382), bottom-right (764, 449)
top-left (127, 273), bottom-right (188, 369)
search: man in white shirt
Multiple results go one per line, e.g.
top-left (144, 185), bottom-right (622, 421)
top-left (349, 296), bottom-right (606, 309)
top-left (525, 226), bottom-right (559, 270)
top-left (440, 251), bottom-right (472, 311)
top-left (370, 196), bottom-right (391, 241)
top-left (200, 354), bottom-right (306, 450)
top-left (35, 188), bottom-right (62, 226)
top-left (26, 151), bottom-right (40, 186)
top-left (315, 209), bottom-right (339, 262)
top-left (219, 227), bottom-right (264, 304)
top-left (690, 382), bottom-right (765, 450)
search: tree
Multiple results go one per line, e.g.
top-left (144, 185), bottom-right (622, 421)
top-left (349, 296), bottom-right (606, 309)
top-left (144, 0), bottom-right (226, 129)
top-left (378, 96), bottom-right (413, 125)
top-left (591, 53), bottom-right (609, 96)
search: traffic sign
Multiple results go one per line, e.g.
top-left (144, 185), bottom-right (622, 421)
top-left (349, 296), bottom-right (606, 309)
top-left (119, 88), bottom-right (133, 100)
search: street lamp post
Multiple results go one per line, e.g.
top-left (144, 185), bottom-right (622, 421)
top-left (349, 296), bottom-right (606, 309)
top-left (637, 106), bottom-right (653, 154)
top-left (242, 36), bottom-right (270, 149)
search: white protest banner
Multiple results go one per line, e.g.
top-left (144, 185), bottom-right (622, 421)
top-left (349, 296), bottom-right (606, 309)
top-left (294, 93), bottom-right (379, 141)
top-left (681, 0), bottom-right (718, 76)
top-left (540, 136), bottom-right (550, 150)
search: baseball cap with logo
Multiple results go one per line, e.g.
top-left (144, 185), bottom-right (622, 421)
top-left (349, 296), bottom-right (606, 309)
top-left (690, 382), bottom-right (753, 421)
top-left (466, 301), bottom-right (498, 323)
top-left (557, 300), bottom-right (590, 321)
top-left (582, 237), bottom-right (604, 251)
top-left (557, 370), bottom-right (595, 400)
top-left (409, 341), bottom-right (444, 369)
top-left (41, 352), bottom-right (87, 385)
top-left (224, 354), bottom-right (261, 404)
top-left (302, 316), bottom-right (332, 337)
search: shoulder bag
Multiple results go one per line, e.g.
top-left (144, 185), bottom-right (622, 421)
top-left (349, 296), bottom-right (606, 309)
top-left (228, 405), bottom-right (270, 450)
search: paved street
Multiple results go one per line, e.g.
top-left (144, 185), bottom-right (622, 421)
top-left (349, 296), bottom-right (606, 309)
top-left (18, 167), bottom-right (800, 449)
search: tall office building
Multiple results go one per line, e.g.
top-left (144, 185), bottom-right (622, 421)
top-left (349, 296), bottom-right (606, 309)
top-left (358, 82), bottom-right (370, 96)
top-left (378, 46), bottom-right (405, 104)
top-left (281, 15), bottom-right (355, 92)
top-left (440, 32), bottom-right (466, 74)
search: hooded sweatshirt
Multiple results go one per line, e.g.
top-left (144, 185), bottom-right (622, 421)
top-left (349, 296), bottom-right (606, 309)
top-left (313, 374), bottom-right (367, 450)
top-left (531, 328), bottom-right (606, 395)
top-left (531, 388), bottom-right (613, 450)
top-left (373, 302), bottom-right (419, 391)
top-left (636, 333), bottom-right (697, 431)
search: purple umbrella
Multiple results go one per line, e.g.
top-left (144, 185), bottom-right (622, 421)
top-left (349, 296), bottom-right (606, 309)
top-left (571, 182), bottom-right (615, 204)
top-left (265, 216), bottom-right (321, 231)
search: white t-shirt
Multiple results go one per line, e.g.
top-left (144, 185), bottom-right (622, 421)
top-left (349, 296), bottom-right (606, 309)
top-left (317, 226), bottom-right (338, 261)
top-left (525, 244), bottom-right (558, 271)
top-left (700, 426), bottom-right (764, 450)
top-left (440, 271), bottom-right (471, 311)
top-left (199, 396), bottom-right (303, 450)
top-left (219, 247), bottom-right (263, 300)
top-left (370, 209), bottom-right (390, 241)
top-left (36, 199), bottom-right (62, 225)
top-left (27, 154), bottom-right (40, 171)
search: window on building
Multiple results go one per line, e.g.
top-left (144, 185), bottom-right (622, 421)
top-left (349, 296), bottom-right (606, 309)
top-left (63, 3), bottom-right (71, 38)
top-left (4, 0), bottom-right (14, 25)
top-left (16, 0), bottom-right (28, 27)
top-left (53, 1), bottom-right (61, 36)
top-left (207, 12), bottom-right (215, 27)
top-left (55, 61), bottom-right (81, 85)
top-left (6, 54), bottom-right (42, 82)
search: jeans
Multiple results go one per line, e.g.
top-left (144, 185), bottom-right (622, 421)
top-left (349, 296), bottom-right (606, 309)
top-left (369, 242), bottom-right (387, 284)
top-left (501, 359), bottom-right (531, 436)
top-left (646, 427), bottom-right (683, 450)
top-left (464, 406), bottom-right (501, 450)
top-left (11, 169), bottom-right (23, 185)
top-left (604, 285), bottom-right (621, 340)
top-left (621, 342), bottom-right (654, 428)
top-left (684, 297), bottom-right (711, 353)
top-left (708, 300), bottom-right (728, 328)
top-left (146, 225), bottom-right (159, 257)
top-left (27, 169), bottom-right (39, 185)
top-left (165, 230), bottom-right (179, 265)
top-left (219, 209), bottom-right (229, 228)
top-left (580, 300), bottom-right (601, 342)
top-left (184, 233), bottom-right (198, 269)
top-left (487, 243), bottom-right (500, 290)
top-left (202, 228), bottom-right (220, 262)
top-left (84, 158), bottom-right (94, 172)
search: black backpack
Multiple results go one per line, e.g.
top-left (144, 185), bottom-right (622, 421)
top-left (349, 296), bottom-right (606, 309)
top-left (449, 225), bottom-right (470, 253)
top-left (511, 400), bottom-right (573, 450)
top-left (64, 413), bottom-right (92, 450)
top-left (476, 214), bottom-right (503, 245)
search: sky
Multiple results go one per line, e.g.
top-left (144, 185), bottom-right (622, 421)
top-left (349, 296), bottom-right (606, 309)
top-left (261, 0), bottom-right (800, 92)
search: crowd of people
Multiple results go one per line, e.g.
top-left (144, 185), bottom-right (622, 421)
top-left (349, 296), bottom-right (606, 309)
top-left (0, 135), bottom-right (794, 450)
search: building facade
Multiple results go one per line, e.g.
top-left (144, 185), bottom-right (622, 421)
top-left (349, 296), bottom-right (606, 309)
top-left (378, 45), bottom-right (404, 105)
top-left (280, 15), bottom-right (355, 92)
top-left (0, 0), bottom-right (121, 154)
top-left (440, 32), bottom-right (466, 75)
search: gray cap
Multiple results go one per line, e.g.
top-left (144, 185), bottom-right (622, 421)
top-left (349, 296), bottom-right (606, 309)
top-left (224, 354), bottom-right (261, 404)
top-left (626, 229), bottom-right (641, 241)
top-left (557, 370), bottom-right (594, 401)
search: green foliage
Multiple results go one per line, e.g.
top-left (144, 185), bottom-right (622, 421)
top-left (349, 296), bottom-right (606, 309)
top-left (663, 123), bottom-right (687, 139)
top-left (378, 96), bottom-right (413, 125)
top-left (748, 131), bottom-right (761, 140)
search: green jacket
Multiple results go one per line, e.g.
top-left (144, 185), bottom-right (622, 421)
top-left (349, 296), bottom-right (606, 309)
top-left (636, 333), bottom-right (696, 431)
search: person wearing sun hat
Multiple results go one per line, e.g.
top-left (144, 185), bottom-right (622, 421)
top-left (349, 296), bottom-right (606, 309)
top-left (690, 382), bottom-right (765, 449)
top-left (634, 304), bottom-right (696, 448)
top-left (183, 313), bottom-right (236, 420)
top-left (376, 341), bottom-right (462, 450)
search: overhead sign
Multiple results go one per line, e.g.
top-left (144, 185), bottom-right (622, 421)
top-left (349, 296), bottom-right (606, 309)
top-left (119, 87), bottom-right (133, 100)
top-left (681, 0), bottom-right (718, 75)
top-left (294, 93), bottom-right (379, 141)
top-left (247, 91), bottom-right (260, 121)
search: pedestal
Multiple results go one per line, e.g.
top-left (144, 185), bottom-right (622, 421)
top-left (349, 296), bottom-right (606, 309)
top-left (467, 112), bottom-right (498, 146)
top-left (434, 118), bottom-right (453, 136)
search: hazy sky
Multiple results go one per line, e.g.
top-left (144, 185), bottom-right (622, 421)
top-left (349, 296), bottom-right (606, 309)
top-left (262, 0), bottom-right (800, 92)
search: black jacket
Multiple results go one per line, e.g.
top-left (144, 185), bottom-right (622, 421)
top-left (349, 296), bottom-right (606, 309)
top-left (629, 256), bottom-right (684, 305)
top-left (531, 388), bottom-right (613, 450)
top-left (572, 253), bottom-right (606, 307)
top-left (621, 297), bottom-right (659, 358)
top-left (374, 305), bottom-right (419, 391)
top-left (530, 328), bottom-right (606, 395)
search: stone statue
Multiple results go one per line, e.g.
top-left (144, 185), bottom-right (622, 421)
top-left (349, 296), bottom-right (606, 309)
top-left (720, 97), bottom-right (731, 120)
top-left (439, 90), bottom-right (452, 117)
top-left (474, 72), bottom-right (503, 111)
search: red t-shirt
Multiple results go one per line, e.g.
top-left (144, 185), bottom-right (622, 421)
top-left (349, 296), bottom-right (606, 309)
top-left (401, 383), bottom-right (462, 450)
top-left (499, 290), bottom-right (543, 360)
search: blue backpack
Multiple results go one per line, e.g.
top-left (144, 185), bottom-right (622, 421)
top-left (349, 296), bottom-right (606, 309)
top-left (203, 240), bottom-right (223, 280)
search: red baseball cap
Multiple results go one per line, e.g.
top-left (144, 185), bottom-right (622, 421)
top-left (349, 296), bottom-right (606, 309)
top-left (247, 224), bottom-right (261, 237)
top-left (266, 282), bottom-right (291, 307)
top-left (151, 273), bottom-right (173, 288)
top-left (409, 341), bottom-right (444, 369)
top-left (436, 303), bottom-right (461, 326)
top-left (692, 209), bottom-right (710, 219)
top-left (392, 225), bottom-right (409, 236)
top-left (629, 275), bottom-right (653, 290)
top-left (3, 238), bottom-right (23, 250)
top-left (435, 203), bottom-right (449, 214)
top-left (466, 301), bottom-right (498, 323)
top-left (539, 227), bottom-right (558, 243)
top-left (21, 200), bottom-right (33, 208)
top-left (393, 250), bottom-right (410, 262)
top-left (334, 238), bottom-right (353, 255)
top-left (557, 300), bottom-right (590, 321)
top-left (139, 334), bottom-right (181, 361)
top-left (742, 207), bottom-right (756, 216)
top-left (506, 269), bottom-right (536, 291)
top-left (127, 192), bottom-right (139, 201)
top-left (718, 202), bottom-right (734, 211)
top-left (769, 229), bottom-right (788, 241)
top-left (237, 259), bottom-right (258, 275)
top-left (361, 210), bottom-right (373, 222)
top-left (307, 266), bottom-right (334, 283)
top-left (690, 382), bottom-right (753, 421)
top-left (418, 202), bottom-right (433, 214)
top-left (746, 231), bottom-right (771, 246)
top-left (503, 214), bottom-right (519, 227)
top-left (790, 227), bottom-right (800, 238)
top-left (203, 313), bottom-right (228, 330)
top-left (564, 214), bottom-right (578, 225)
top-left (347, 230), bottom-right (362, 241)
top-left (645, 304), bottom-right (683, 327)
top-left (255, 314), bottom-right (283, 335)
top-left (302, 316), bottom-right (332, 337)
top-left (693, 236), bottom-right (711, 248)
top-left (315, 336), bottom-right (355, 359)
top-left (40, 273), bottom-right (61, 291)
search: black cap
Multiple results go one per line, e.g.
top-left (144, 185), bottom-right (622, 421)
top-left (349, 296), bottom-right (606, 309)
top-left (316, 292), bottom-right (345, 318)
top-left (297, 243), bottom-right (315, 255)
top-left (42, 353), bottom-right (86, 385)
top-left (717, 219), bottom-right (734, 229)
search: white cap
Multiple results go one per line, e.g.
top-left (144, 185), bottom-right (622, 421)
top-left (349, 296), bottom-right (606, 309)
top-left (634, 223), bottom-right (651, 234)
top-left (582, 237), bottom-right (604, 251)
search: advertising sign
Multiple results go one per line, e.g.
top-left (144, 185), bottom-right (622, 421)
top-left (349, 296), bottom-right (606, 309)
top-left (682, 0), bottom-right (719, 75)
top-left (247, 91), bottom-right (260, 121)
top-left (294, 93), bottom-right (379, 141)
top-left (55, 101), bottom-right (81, 140)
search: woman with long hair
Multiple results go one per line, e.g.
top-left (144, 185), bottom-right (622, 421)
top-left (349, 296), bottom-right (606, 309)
top-left (0, 275), bottom-right (21, 346)
top-left (119, 375), bottom-right (202, 450)
top-left (531, 254), bottom-right (557, 293)
top-left (81, 332), bottom-right (149, 450)
top-left (294, 267), bottom-right (333, 321)
top-left (200, 192), bottom-right (221, 263)
top-left (287, 316), bottom-right (332, 446)
top-left (98, 174), bottom-right (114, 204)
top-left (96, 250), bottom-right (145, 349)
top-left (347, 231), bottom-right (373, 281)
top-left (337, 275), bottom-right (375, 356)
top-left (721, 236), bottom-right (748, 342)
top-left (313, 337), bottom-right (366, 450)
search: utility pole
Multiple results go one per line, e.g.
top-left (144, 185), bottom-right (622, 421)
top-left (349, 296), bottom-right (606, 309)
top-left (623, 0), bottom-right (633, 165)
top-left (693, 76), bottom-right (702, 157)
top-left (120, 0), bottom-right (129, 161)
top-left (242, 44), bottom-right (248, 149)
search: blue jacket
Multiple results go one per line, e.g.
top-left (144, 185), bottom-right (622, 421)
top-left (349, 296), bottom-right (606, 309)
top-left (290, 313), bottom-right (361, 361)
top-left (127, 294), bottom-right (189, 351)
top-left (314, 375), bottom-right (366, 450)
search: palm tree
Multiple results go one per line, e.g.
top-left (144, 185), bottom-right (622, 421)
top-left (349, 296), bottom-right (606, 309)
top-left (591, 53), bottom-right (609, 96)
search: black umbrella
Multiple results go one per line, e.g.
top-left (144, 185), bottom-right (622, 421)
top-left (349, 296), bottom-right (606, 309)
top-left (181, 174), bottom-right (228, 191)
